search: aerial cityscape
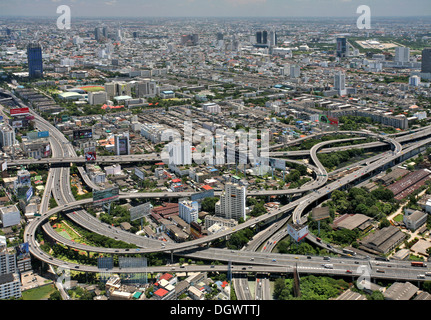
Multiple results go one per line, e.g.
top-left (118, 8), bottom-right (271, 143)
top-left (1, 0), bottom-right (431, 306)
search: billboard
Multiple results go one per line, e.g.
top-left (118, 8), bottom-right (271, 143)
top-left (26, 186), bottom-right (33, 202)
top-left (93, 187), bottom-right (119, 205)
top-left (269, 158), bottom-right (286, 171)
top-left (15, 242), bottom-right (31, 261)
top-left (12, 120), bottom-right (23, 128)
top-left (10, 107), bottom-right (29, 116)
top-left (117, 136), bottom-right (129, 155)
top-left (85, 151), bottom-right (97, 161)
top-left (130, 202), bottom-right (152, 221)
top-left (134, 167), bottom-right (146, 180)
top-left (38, 131), bottom-right (50, 138)
top-left (287, 224), bottom-right (309, 242)
top-left (43, 144), bottom-right (51, 157)
top-left (97, 257), bottom-right (114, 270)
top-left (1, 161), bottom-right (7, 172)
top-left (312, 207), bottom-right (330, 221)
top-left (28, 131), bottom-right (50, 140)
top-left (73, 128), bottom-right (93, 140)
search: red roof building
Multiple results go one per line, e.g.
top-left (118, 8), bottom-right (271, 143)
top-left (154, 288), bottom-right (169, 299)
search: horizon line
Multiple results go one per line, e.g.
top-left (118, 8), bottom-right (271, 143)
top-left (1, 15), bottom-right (431, 19)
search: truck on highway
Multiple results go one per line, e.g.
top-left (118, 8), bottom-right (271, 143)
top-left (323, 264), bottom-right (333, 269)
top-left (411, 261), bottom-right (427, 267)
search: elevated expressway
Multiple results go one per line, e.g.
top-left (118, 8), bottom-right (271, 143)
top-left (5, 87), bottom-right (429, 284)
top-left (24, 131), bottom-right (416, 275)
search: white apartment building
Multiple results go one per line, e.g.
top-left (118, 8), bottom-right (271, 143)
top-left (0, 205), bottom-right (21, 228)
top-left (0, 125), bottom-right (16, 148)
top-left (0, 273), bottom-right (21, 300)
top-left (202, 102), bottom-right (221, 114)
top-left (179, 200), bottom-right (199, 224)
top-left (140, 123), bottom-right (167, 144)
top-left (215, 182), bottom-right (246, 221)
top-left (0, 249), bottom-right (17, 276)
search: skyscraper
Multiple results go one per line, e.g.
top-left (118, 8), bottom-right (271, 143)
top-left (395, 46), bottom-right (410, 63)
top-left (179, 200), bottom-right (199, 224)
top-left (269, 30), bottom-right (277, 47)
top-left (217, 32), bottom-right (224, 41)
top-left (27, 43), bottom-right (43, 78)
top-left (215, 183), bottom-right (246, 222)
top-left (256, 31), bottom-right (262, 44)
top-left (334, 71), bottom-right (347, 96)
top-left (114, 132), bottom-right (130, 156)
top-left (95, 27), bottom-right (102, 42)
top-left (262, 30), bottom-right (268, 45)
top-left (336, 37), bottom-right (349, 58)
top-left (421, 48), bottom-right (431, 74)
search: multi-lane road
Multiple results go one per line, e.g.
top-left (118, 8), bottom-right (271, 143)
top-left (2, 88), bottom-right (430, 297)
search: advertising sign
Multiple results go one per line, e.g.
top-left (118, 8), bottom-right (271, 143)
top-left (118, 137), bottom-right (129, 155)
top-left (73, 128), bottom-right (93, 140)
top-left (1, 161), bottom-right (7, 172)
top-left (93, 187), bottom-right (119, 205)
top-left (287, 224), bottom-right (309, 242)
top-left (15, 242), bottom-right (31, 261)
top-left (269, 158), bottom-right (286, 171)
top-left (97, 257), bottom-right (114, 270)
top-left (12, 120), bottom-right (23, 128)
top-left (38, 131), bottom-right (50, 138)
top-left (130, 202), bottom-right (152, 221)
top-left (10, 107), bottom-right (29, 116)
top-left (85, 151), bottom-right (97, 161)
top-left (134, 167), bottom-right (145, 180)
top-left (26, 186), bottom-right (33, 202)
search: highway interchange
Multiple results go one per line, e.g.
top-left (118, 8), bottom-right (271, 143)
top-left (2, 89), bottom-right (431, 300)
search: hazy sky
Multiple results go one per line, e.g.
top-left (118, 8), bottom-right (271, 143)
top-left (0, 0), bottom-right (430, 18)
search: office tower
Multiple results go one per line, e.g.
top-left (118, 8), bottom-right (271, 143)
top-left (215, 182), bottom-right (246, 222)
top-left (192, 34), bottom-right (199, 45)
top-left (0, 124), bottom-right (16, 148)
top-left (336, 37), bottom-right (349, 58)
top-left (102, 26), bottom-right (109, 38)
top-left (262, 30), bottom-right (268, 44)
top-left (95, 27), bottom-right (102, 41)
top-left (114, 132), bottom-right (130, 156)
top-left (179, 200), bottom-right (199, 224)
top-left (27, 43), bottom-right (43, 78)
top-left (334, 71), bottom-right (347, 96)
top-left (116, 29), bottom-right (122, 41)
top-left (217, 32), bottom-right (224, 41)
top-left (88, 91), bottom-right (107, 105)
top-left (269, 30), bottom-right (277, 47)
top-left (395, 46), bottom-right (410, 63)
top-left (256, 31), bottom-right (262, 44)
top-left (136, 79), bottom-right (158, 98)
top-left (421, 48), bottom-right (431, 74)
top-left (290, 65), bottom-right (301, 78)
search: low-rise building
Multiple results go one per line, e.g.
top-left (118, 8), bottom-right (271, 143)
top-left (403, 209), bottom-right (428, 232)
